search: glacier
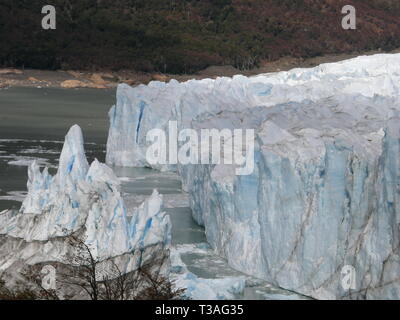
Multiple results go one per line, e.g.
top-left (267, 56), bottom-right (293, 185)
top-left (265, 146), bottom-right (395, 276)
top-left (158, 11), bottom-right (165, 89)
top-left (106, 53), bottom-right (400, 299)
top-left (0, 125), bottom-right (171, 297)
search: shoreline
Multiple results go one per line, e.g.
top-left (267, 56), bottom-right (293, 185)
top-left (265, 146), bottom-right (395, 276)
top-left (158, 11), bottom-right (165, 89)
top-left (1, 49), bottom-right (399, 90)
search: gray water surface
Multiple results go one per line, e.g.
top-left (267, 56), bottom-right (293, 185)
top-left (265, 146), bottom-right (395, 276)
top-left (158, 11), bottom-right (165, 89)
top-left (0, 87), bottom-right (115, 143)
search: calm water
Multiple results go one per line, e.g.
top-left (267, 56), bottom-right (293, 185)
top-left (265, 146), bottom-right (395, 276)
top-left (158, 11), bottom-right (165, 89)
top-left (0, 87), bottom-right (306, 300)
top-left (0, 87), bottom-right (113, 211)
top-left (0, 87), bottom-right (115, 143)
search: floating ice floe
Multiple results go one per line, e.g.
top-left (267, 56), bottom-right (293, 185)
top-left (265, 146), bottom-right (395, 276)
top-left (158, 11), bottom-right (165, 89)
top-left (0, 191), bottom-right (27, 202)
top-left (7, 156), bottom-right (53, 167)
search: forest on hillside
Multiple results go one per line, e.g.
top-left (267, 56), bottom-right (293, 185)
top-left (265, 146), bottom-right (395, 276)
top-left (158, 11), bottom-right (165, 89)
top-left (1, 0), bottom-right (399, 73)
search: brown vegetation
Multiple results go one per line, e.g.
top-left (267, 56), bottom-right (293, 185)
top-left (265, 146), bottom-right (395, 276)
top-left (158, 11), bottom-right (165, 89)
top-left (0, 1), bottom-right (399, 74)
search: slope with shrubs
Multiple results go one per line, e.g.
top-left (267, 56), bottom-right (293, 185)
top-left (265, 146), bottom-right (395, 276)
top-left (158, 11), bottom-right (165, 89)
top-left (0, 0), bottom-right (399, 73)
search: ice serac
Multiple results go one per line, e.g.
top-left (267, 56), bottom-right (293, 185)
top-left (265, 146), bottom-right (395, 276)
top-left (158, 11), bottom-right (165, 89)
top-left (106, 53), bottom-right (400, 299)
top-left (0, 125), bottom-right (171, 296)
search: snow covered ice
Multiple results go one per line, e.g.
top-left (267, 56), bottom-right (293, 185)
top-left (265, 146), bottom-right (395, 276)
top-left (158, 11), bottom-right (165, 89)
top-left (106, 53), bottom-right (400, 299)
top-left (0, 125), bottom-right (171, 296)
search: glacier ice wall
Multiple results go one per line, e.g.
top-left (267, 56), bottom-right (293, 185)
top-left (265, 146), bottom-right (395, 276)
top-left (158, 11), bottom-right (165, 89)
top-left (170, 245), bottom-right (246, 300)
top-left (0, 125), bottom-right (171, 285)
top-left (106, 54), bottom-right (400, 299)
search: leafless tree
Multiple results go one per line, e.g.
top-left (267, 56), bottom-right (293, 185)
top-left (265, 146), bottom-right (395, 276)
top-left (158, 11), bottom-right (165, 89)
top-left (58, 235), bottom-right (185, 300)
top-left (0, 235), bottom-right (185, 300)
top-left (135, 264), bottom-right (186, 300)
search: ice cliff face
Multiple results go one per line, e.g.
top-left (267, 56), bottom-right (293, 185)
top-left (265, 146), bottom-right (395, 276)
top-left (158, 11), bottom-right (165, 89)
top-left (0, 125), bottom-right (171, 293)
top-left (106, 53), bottom-right (400, 299)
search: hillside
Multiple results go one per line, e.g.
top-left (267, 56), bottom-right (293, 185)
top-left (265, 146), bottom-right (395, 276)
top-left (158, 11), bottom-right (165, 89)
top-left (1, 0), bottom-right (399, 73)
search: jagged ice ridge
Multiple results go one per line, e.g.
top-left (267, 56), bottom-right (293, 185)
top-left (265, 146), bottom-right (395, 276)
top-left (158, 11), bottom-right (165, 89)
top-left (0, 125), bottom-right (171, 288)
